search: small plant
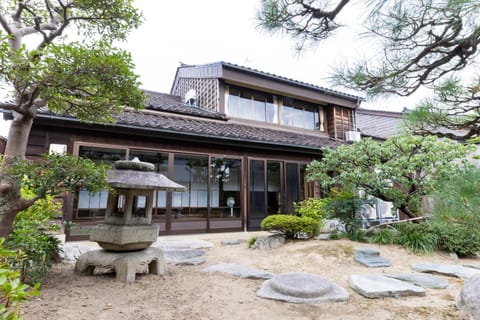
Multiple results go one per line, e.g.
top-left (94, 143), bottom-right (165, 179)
top-left (247, 237), bottom-right (257, 248)
top-left (394, 222), bottom-right (438, 254)
top-left (261, 214), bottom-right (320, 239)
top-left (7, 191), bottom-right (63, 284)
top-left (347, 228), bottom-right (368, 242)
top-left (369, 228), bottom-right (397, 245)
top-left (0, 238), bottom-right (41, 319)
top-left (294, 198), bottom-right (328, 222)
top-left (431, 222), bottom-right (480, 257)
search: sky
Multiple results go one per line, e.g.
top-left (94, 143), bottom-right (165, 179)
top-left (0, 0), bottom-right (425, 137)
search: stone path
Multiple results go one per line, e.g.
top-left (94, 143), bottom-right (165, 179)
top-left (202, 263), bottom-right (274, 279)
top-left (257, 272), bottom-right (349, 304)
top-left (354, 247), bottom-right (391, 268)
top-left (412, 262), bottom-right (480, 280)
top-left (349, 274), bottom-right (425, 298)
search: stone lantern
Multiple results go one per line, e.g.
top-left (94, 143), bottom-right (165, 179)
top-left (75, 158), bottom-right (186, 283)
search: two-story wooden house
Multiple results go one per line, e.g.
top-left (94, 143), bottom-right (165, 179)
top-left (26, 62), bottom-right (362, 240)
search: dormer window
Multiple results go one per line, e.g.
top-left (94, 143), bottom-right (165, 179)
top-left (226, 85), bottom-right (325, 132)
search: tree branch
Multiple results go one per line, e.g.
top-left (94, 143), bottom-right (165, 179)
top-left (0, 14), bottom-right (13, 34)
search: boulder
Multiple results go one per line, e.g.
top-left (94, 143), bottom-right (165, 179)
top-left (457, 274), bottom-right (480, 320)
top-left (251, 235), bottom-right (285, 250)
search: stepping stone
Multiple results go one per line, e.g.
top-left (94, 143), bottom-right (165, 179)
top-left (202, 263), bottom-right (274, 279)
top-left (412, 263), bottom-right (480, 280)
top-left (457, 274), bottom-right (480, 320)
top-left (464, 263), bottom-right (480, 270)
top-left (385, 273), bottom-right (450, 289)
top-left (154, 238), bottom-right (214, 250)
top-left (349, 274), bottom-right (425, 298)
top-left (257, 272), bottom-right (349, 304)
top-left (221, 240), bottom-right (241, 246)
top-left (355, 247), bottom-right (380, 256)
top-left (163, 248), bottom-right (206, 265)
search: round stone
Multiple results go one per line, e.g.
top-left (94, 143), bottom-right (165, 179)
top-left (114, 159), bottom-right (155, 171)
top-left (269, 272), bottom-right (332, 299)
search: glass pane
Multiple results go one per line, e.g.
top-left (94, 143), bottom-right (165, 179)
top-left (285, 163), bottom-right (299, 214)
top-left (78, 146), bottom-right (125, 165)
top-left (227, 94), bottom-right (240, 117)
top-left (238, 95), bottom-right (252, 119)
top-left (266, 102), bottom-right (278, 123)
top-left (293, 107), bottom-right (304, 128)
top-left (173, 154), bottom-right (208, 219)
top-left (253, 99), bottom-right (266, 122)
top-left (267, 161), bottom-right (281, 215)
top-left (249, 160), bottom-right (265, 218)
top-left (129, 150), bottom-right (168, 174)
top-left (304, 109), bottom-right (315, 130)
top-left (210, 158), bottom-right (241, 218)
top-left (282, 105), bottom-right (294, 126)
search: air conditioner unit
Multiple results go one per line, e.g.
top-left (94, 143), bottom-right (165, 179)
top-left (345, 131), bottom-right (361, 142)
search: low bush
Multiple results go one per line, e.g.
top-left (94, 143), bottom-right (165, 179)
top-left (369, 228), bottom-right (397, 245)
top-left (261, 214), bottom-right (320, 239)
top-left (7, 193), bottom-right (62, 285)
top-left (431, 222), bottom-right (480, 257)
top-left (393, 222), bottom-right (438, 254)
top-left (0, 238), bottom-right (41, 319)
top-left (247, 237), bottom-right (257, 248)
top-left (294, 198), bottom-right (328, 222)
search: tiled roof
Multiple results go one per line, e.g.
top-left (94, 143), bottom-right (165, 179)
top-left (356, 109), bottom-right (404, 139)
top-left (144, 90), bottom-right (226, 120)
top-left (114, 109), bottom-right (340, 150)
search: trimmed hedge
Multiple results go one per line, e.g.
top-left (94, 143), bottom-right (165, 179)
top-left (261, 214), bottom-right (320, 239)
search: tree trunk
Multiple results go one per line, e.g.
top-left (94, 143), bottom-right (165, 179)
top-left (398, 204), bottom-right (417, 219)
top-left (0, 113), bottom-right (34, 239)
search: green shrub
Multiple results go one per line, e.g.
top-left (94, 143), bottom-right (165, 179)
top-left (261, 214), bottom-right (320, 239)
top-left (394, 222), bottom-right (438, 254)
top-left (347, 228), bottom-right (368, 242)
top-left (0, 238), bottom-right (41, 319)
top-left (7, 194), bottom-right (62, 285)
top-left (294, 198), bottom-right (328, 222)
top-left (247, 237), bottom-right (257, 248)
top-left (369, 228), bottom-right (397, 245)
top-left (431, 222), bottom-right (480, 257)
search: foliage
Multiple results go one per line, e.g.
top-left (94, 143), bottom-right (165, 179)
top-left (321, 187), bottom-right (374, 231)
top-left (257, 0), bottom-right (480, 140)
top-left (9, 153), bottom-right (111, 199)
top-left (261, 214), bottom-right (320, 239)
top-left (0, 0), bottom-right (144, 238)
top-left (294, 198), bottom-right (328, 222)
top-left (346, 228), bottom-right (368, 243)
top-left (247, 237), bottom-right (257, 248)
top-left (307, 134), bottom-right (473, 218)
top-left (393, 222), bottom-right (438, 254)
top-left (430, 222), bottom-right (480, 257)
top-left (0, 238), bottom-right (41, 320)
top-left (7, 191), bottom-right (62, 285)
top-left (369, 228), bottom-right (397, 245)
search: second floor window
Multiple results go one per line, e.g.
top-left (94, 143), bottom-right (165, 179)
top-left (226, 85), bottom-right (325, 131)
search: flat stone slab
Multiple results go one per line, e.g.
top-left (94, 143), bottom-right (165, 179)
top-left (354, 254), bottom-right (391, 268)
top-left (412, 263), bottom-right (480, 280)
top-left (257, 272), bottom-right (349, 304)
top-left (464, 263), bottom-right (480, 270)
top-left (202, 263), bottom-right (274, 279)
top-left (355, 247), bottom-right (380, 256)
top-left (154, 238), bottom-right (214, 250)
top-left (349, 274), bottom-right (425, 298)
top-left (457, 274), bottom-right (480, 320)
top-left (163, 248), bottom-right (206, 265)
top-left (75, 247), bottom-right (165, 284)
top-left (385, 273), bottom-right (450, 289)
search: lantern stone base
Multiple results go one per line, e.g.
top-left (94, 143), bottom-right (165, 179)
top-left (90, 224), bottom-right (159, 252)
top-left (75, 247), bottom-right (165, 284)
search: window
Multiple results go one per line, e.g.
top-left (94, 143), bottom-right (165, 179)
top-left (226, 85), bottom-right (325, 131)
top-left (210, 158), bottom-right (242, 218)
top-left (227, 86), bottom-right (277, 124)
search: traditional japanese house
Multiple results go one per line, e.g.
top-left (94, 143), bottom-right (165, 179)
top-left (24, 62), bottom-right (362, 240)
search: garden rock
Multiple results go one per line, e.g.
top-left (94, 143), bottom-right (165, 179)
top-left (163, 248), bottom-right (206, 265)
top-left (349, 274), bottom-right (425, 298)
top-left (202, 263), bottom-right (274, 279)
top-left (385, 273), bottom-right (450, 289)
top-left (251, 235), bottom-right (285, 250)
top-left (354, 247), bottom-right (391, 268)
top-left (412, 263), bottom-right (480, 280)
top-left (221, 240), bottom-right (241, 246)
top-left (257, 272), bottom-right (349, 304)
top-left (60, 243), bottom-right (95, 262)
top-left (457, 274), bottom-right (480, 320)
top-left (154, 238), bottom-right (214, 250)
